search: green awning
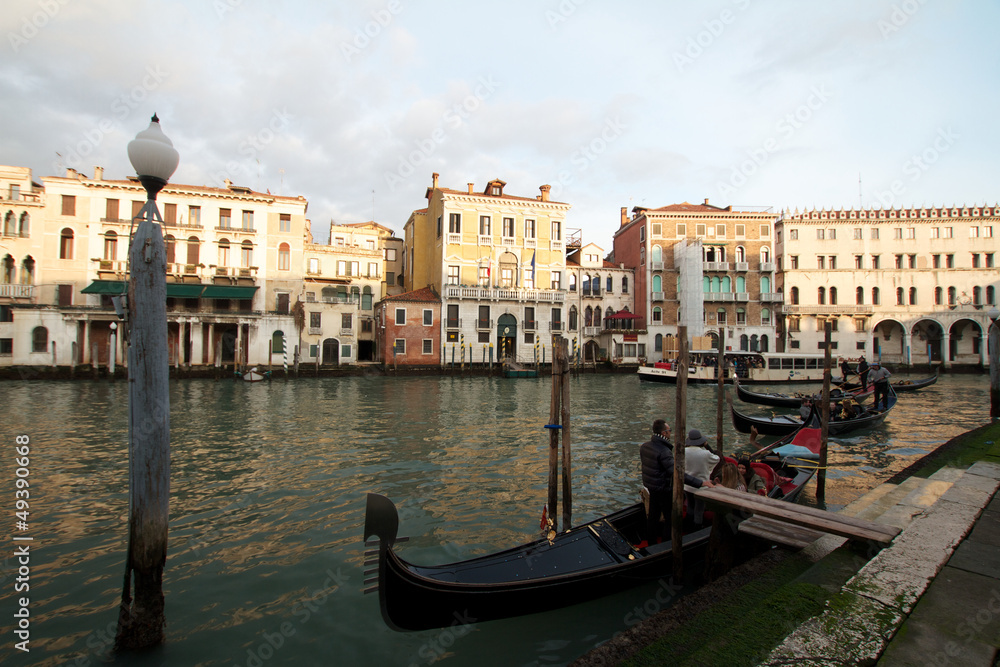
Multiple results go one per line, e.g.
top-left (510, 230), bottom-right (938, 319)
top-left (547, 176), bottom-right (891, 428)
top-left (81, 280), bottom-right (126, 294)
top-left (166, 284), bottom-right (206, 298)
top-left (201, 285), bottom-right (258, 300)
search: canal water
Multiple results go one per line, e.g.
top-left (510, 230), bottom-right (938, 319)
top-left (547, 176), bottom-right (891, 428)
top-left (0, 373), bottom-right (990, 666)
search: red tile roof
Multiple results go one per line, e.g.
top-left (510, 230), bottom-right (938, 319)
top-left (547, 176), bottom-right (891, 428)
top-left (381, 287), bottom-right (439, 303)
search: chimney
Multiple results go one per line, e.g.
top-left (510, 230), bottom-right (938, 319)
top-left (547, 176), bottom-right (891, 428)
top-left (467, 182), bottom-right (474, 194)
top-left (224, 178), bottom-right (232, 188)
top-left (704, 198), bottom-right (709, 206)
top-left (66, 168), bottom-right (77, 178)
top-left (94, 166), bottom-right (104, 180)
top-left (432, 172), bottom-right (439, 189)
top-left (539, 184), bottom-right (551, 202)
top-left (621, 206), bottom-right (628, 226)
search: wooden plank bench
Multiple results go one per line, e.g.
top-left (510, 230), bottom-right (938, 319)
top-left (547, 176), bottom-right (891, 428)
top-left (692, 486), bottom-right (901, 545)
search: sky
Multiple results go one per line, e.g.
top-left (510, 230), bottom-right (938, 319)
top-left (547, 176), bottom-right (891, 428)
top-left (2, 0), bottom-right (998, 247)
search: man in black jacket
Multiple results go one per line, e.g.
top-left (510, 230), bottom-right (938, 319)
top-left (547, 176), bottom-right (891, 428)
top-left (640, 419), bottom-right (713, 544)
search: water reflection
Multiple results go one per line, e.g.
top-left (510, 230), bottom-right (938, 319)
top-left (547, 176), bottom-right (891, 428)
top-left (0, 374), bottom-right (989, 666)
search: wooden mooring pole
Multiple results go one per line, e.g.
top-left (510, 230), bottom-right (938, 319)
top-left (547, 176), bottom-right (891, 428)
top-left (559, 338), bottom-right (572, 531)
top-left (546, 337), bottom-right (561, 533)
top-left (716, 328), bottom-right (725, 459)
top-left (817, 322), bottom-right (832, 503)
top-left (116, 196), bottom-right (170, 650)
top-left (672, 326), bottom-right (688, 582)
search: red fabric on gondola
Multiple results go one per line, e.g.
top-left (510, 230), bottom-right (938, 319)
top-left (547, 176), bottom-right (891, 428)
top-left (790, 426), bottom-right (822, 454)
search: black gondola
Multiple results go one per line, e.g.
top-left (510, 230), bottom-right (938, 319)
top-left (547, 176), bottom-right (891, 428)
top-left (362, 449), bottom-right (816, 632)
top-left (731, 387), bottom-right (897, 437)
top-left (834, 372), bottom-right (938, 393)
top-left (734, 377), bottom-right (873, 409)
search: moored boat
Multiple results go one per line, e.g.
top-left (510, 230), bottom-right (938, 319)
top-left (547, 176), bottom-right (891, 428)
top-left (731, 388), bottom-right (897, 437)
top-left (735, 377), bottom-right (874, 409)
top-left (363, 447), bottom-right (816, 631)
top-left (638, 350), bottom-right (828, 385)
top-left (834, 372), bottom-right (938, 393)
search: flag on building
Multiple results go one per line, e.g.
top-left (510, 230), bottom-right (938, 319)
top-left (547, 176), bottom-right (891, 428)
top-left (530, 250), bottom-right (536, 283)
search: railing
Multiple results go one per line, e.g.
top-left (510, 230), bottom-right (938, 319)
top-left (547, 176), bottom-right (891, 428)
top-left (215, 226), bottom-right (256, 234)
top-left (477, 319), bottom-right (493, 330)
top-left (444, 285), bottom-right (565, 303)
top-left (650, 261), bottom-right (664, 271)
top-left (524, 320), bottom-right (536, 331)
top-left (478, 235), bottom-right (493, 246)
top-left (100, 217), bottom-right (131, 224)
top-left (308, 327), bottom-right (322, 335)
top-left (0, 284), bottom-right (33, 298)
top-left (550, 321), bottom-right (563, 331)
top-left (163, 220), bottom-right (203, 230)
top-left (550, 240), bottom-right (563, 251)
top-left (704, 261), bottom-right (730, 272)
top-left (760, 262), bottom-right (775, 272)
top-left (651, 291), bottom-right (664, 301)
top-left (97, 260), bottom-right (127, 273)
top-left (501, 237), bottom-right (516, 247)
top-left (583, 326), bottom-right (600, 337)
top-left (760, 292), bottom-right (784, 303)
top-left (735, 292), bottom-right (749, 301)
top-left (705, 292), bottom-right (735, 302)
top-left (524, 238), bottom-right (537, 248)
top-left (734, 262), bottom-right (749, 272)
top-left (447, 233), bottom-right (462, 245)
top-left (782, 305), bottom-right (873, 315)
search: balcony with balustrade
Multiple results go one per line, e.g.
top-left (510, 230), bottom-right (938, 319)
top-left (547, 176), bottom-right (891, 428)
top-left (704, 261), bottom-right (730, 272)
top-left (0, 284), bottom-right (34, 299)
top-left (444, 285), bottom-right (565, 303)
top-left (704, 292), bottom-right (735, 302)
top-left (760, 292), bottom-right (784, 303)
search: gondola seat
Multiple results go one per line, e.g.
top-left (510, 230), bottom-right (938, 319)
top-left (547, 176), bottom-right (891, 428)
top-left (750, 462), bottom-right (777, 493)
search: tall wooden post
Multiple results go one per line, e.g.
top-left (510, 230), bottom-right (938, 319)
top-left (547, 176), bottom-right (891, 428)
top-left (672, 326), bottom-right (688, 581)
top-left (116, 198), bottom-right (170, 650)
top-left (817, 322), bottom-right (832, 502)
top-left (559, 338), bottom-right (572, 531)
top-left (716, 328), bottom-right (725, 458)
top-left (547, 337), bottom-right (561, 533)
top-left (990, 318), bottom-right (1000, 420)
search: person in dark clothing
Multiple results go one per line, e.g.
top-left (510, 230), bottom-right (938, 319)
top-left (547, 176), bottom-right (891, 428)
top-left (857, 356), bottom-right (870, 391)
top-left (869, 362), bottom-right (892, 410)
top-left (639, 419), bottom-right (714, 544)
top-left (839, 358), bottom-right (852, 382)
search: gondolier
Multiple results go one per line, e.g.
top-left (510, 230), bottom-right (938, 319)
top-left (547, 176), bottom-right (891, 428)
top-left (857, 356), bottom-right (870, 391)
top-left (639, 420), bottom-right (713, 544)
top-left (870, 362), bottom-right (892, 410)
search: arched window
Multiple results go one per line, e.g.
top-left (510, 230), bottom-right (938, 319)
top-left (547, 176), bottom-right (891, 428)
top-left (761, 308), bottom-right (771, 326)
top-left (736, 276), bottom-right (746, 292)
top-left (760, 335), bottom-right (769, 352)
top-left (362, 285), bottom-right (373, 310)
top-left (321, 286), bottom-right (337, 301)
top-left (790, 286), bottom-right (799, 305)
top-left (164, 235), bottom-right (176, 264)
top-left (896, 287), bottom-right (904, 305)
top-left (856, 286), bottom-right (864, 305)
top-left (605, 307), bottom-right (614, 325)
top-left (761, 247), bottom-right (771, 264)
top-left (278, 242), bottom-right (290, 271)
top-left (948, 286), bottom-right (956, 305)
top-left (272, 330), bottom-right (285, 354)
top-left (103, 231), bottom-right (118, 261)
top-left (593, 307), bottom-right (601, 328)
top-left (654, 333), bottom-right (663, 352)
top-left (351, 286), bottom-right (361, 304)
top-left (736, 307), bottom-right (746, 324)
top-left (569, 273), bottom-right (577, 291)
top-left (569, 306), bottom-right (578, 330)
top-left (60, 228), bottom-right (73, 259)
top-left (717, 308), bottom-right (727, 324)
top-left (735, 246), bottom-right (745, 263)
top-left (988, 285), bottom-right (996, 305)
top-left (187, 236), bottom-right (200, 266)
top-left (18, 212), bottom-right (29, 237)
top-left (1, 255), bottom-right (13, 283)
top-left (934, 286), bottom-right (943, 305)
top-left (652, 306), bottom-right (662, 322)
top-left (760, 276), bottom-right (770, 293)
top-left (241, 240), bottom-right (253, 268)
top-left (606, 276), bottom-right (613, 293)
top-left (829, 286), bottom-right (837, 305)
top-left (703, 276), bottom-right (711, 292)
top-left (818, 287), bottom-right (826, 305)
top-left (582, 274), bottom-right (591, 296)
top-left (218, 239), bottom-right (230, 267)
top-left (909, 287), bottom-right (917, 305)
top-left (592, 275), bottom-right (601, 296)
top-left (740, 334), bottom-right (749, 351)
top-left (584, 306), bottom-right (593, 327)
top-left (4, 211), bottom-right (14, 235)
top-left (872, 286), bottom-right (880, 305)
top-left (622, 276), bottom-right (628, 294)
top-left (721, 276), bottom-right (731, 292)
top-left (652, 274), bottom-right (662, 292)
top-left (32, 326), bottom-right (48, 353)
top-left (710, 276), bottom-right (720, 292)
top-left (20, 256), bottom-right (34, 285)
top-left (651, 245), bottom-right (662, 262)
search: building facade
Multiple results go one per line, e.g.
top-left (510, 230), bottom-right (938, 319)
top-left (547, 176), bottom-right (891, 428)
top-left (777, 205), bottom-right (1000, 368)
top-left (374, 287), bottom-right (441, 366)
top-left (564, 242), bottom-right (638, 363)
top-left (403, 173), bottom-right (572, 366)
top-left (613, 201), bottom-right (779, 361)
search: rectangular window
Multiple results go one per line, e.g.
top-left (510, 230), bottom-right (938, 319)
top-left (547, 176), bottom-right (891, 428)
top-left (652, 222), bottom-right (662, 237)
top-left (552, 220), bottom-right (562, 241)
top-left (894, 254), bottom-right (903, 269)
top-left (946, 254), bottom-right (954, 268)
top-left (716, 224), bottom-right (726, 238)
top-left (697, 223), bottom-right (708, 237)
top-left (871, 255), bottom-right (880, 269)
top-left (423, 309), bottom-right (433, 326)
top-left (735, 224), bottom-right (745, 238)
top-left (449, 213), bottom-right (461, 233)
top-left (447, 304), bottom-right (459, 328)
top-left (478, 305), bottom-right (490, 329)
top-left (447, 265), bottom-right (459, 285)
top-left (551, 307), bottom-right (562, 330)
top-left (310, 312), bottom-right (321, 328)
top-left (478, 266), bottom-right (489, 285)
top-left (829, 256), bottom-right (837, 270)
top-left (870, 228), bottom-right (879, 240)
top-left (908, 254), bottom-right (916, 269)
top-left (524, 218), bottom-right (535, 238)
top-left (816, 229), bottom-right (825, 240)
top-left (436, 216), bottom-right (442, 238)
top-left (987, 253), bottom-right (995, 268)
top-left (342, 313), bottom-right (352, 329)
top-left (241, 210), bottom-right (254, 230)
top-left (386, 271), bottom-right (395, 285)
top-left (853, 228), bottom-right (862, 239)
top-left (944, 227), bottom-right (953, 238)
top-left (106, 198), bottom-right (119, 221)
top-left (984, 227), bottom-right (993, 238)
top-left (676, 223), bottom-right (687, 237)
top-left (894, 227), bottom-right (903, 239)
top-left (219, 208), bottom-right (232, 228)
top-left (279, 213), bottom-right (291, 232)
top-left (931, 227), bottom-right (940, 238)
top-left (241, 243), bottom-right (252, 268)
top-left (789, 229), bottom-right (798, 240)
top-left (337, 260), bottom-right (346, 276)
top-left (189, 206), bottom-right (201, 226)
top-left (906, 227), bottom-right (915, 239)
top-left (362, 319), bottom-right (373, 333)
top-left (932, 254), bottom-right (940, 269)
top-left (854, 255), bottom-right (863, 269)
top-left (640, 226), bottom-right (645, 242)
top-left (479, 215), bottom-right (491, 235)
top-left (478, 331), bottom-right (490, 344)
top-left (368, 262), bottom-right (379, 277)
top-left (502, 217), bottom-right (514, 237)
top-left (550, 270), bottom-right (561, 290)
top-left (385, 248), bottom-right (397, 261)
top-left (790, 255), bottom-right (798, 270)
top-left (395, 308), bottom-right (406, 325)
top-left (970, 226), bottom-right (981, 238)
top-left (524, 306), bottom-right (535, 330)
top-left (132, 200), bottom-right (144, 218)
top-left (817, 256), bottom-right (825, 269)
top-left (760, 224), bottom-right (771, 238)
top-left (422, 339), bottom-right (432, 355)
top-left (827, 228), bottom-right (836, 240)
top-left (163, 203), bottom-right (177, 225)
top-left (306, 292), bottom-right (315, 302)
top-left (61, 195), bottom-right (75, 216)
top-left (0, 338), bottom-right (12, 356)
top-left (393, 339), bottom-right (406, 354)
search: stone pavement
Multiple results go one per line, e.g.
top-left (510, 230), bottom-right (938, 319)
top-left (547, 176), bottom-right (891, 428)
top-left (759, 461), bottom-right (1000, 666)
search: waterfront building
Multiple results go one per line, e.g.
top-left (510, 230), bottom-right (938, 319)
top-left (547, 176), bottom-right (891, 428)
top-left (776, 205), bottom-right (1000, 369)
top-left (564, 242), bottom-right (637, 363)
top-left (374, 286), bottom-right (441, 366)
top-left (402, 173), bottom-right (572, 366)
top-left (613, 201), bottom-right (779, 361)
top-left (0, 165), bottom-right (309, 370)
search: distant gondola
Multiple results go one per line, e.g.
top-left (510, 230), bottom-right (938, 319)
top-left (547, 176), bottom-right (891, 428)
top-left (834, 372), bottom-right (937, 393)
top-left (363, 445), bottom-right (817, 631)
top-left (731, 387), bottom-right (897, 437)
top-left (735, 377), bottom-right (874, 409)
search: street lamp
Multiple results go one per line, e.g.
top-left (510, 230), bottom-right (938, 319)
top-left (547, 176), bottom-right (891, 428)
top-left (989, 307), bottom-right (999, 421)
top-left (116, 114), bottom-right (177, 650)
